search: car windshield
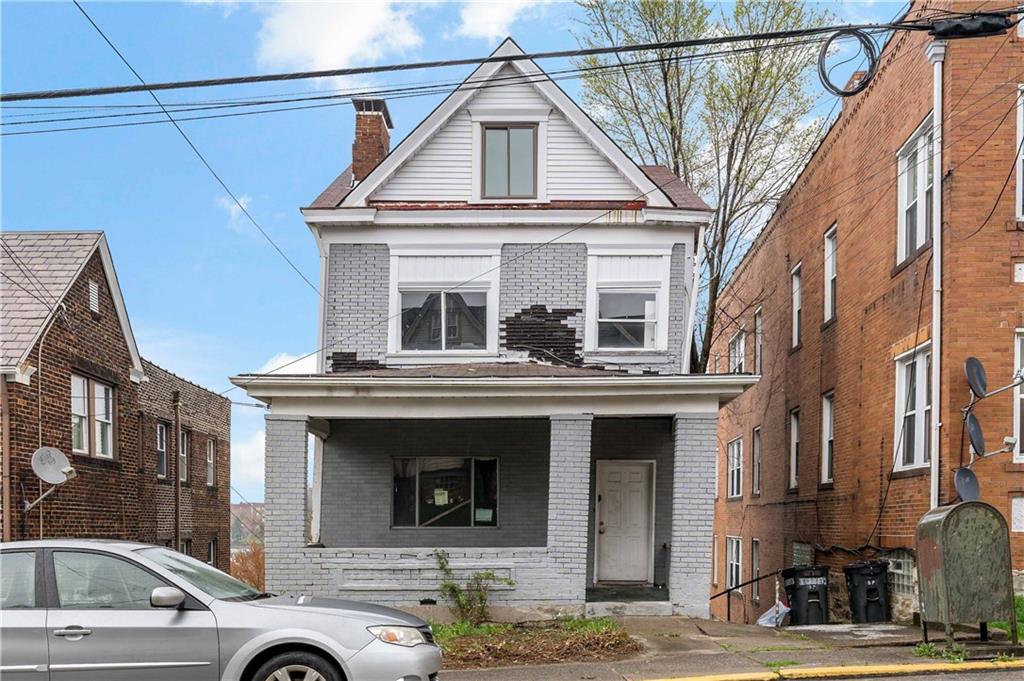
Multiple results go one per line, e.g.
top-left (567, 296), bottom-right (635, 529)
top-left (137, 547), bottom-right (265, 601)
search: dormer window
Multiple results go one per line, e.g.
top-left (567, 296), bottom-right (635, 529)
top-left (482, 125), bottom-right (536, 199)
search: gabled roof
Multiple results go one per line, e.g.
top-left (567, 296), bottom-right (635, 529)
top-left (0, 230), bottom-right (144, 381)
top-left (321, 37), bottom-right (678, 210)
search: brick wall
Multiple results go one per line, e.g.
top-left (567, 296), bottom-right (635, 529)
top-left (325, 243), bottom-right (389, 370)
top-left (709, 0), bottom-right (1024, 623)
top-left (671, 413), bottom-right (718, 617)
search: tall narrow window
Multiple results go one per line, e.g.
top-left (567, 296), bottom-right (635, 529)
top-left (726, 536), bottom-right (742, 590)
top-left (728, 330), bottom-right (746, 373)
top-left (70, 374), bottom-right (115, 458)
top-left (821, 393), bottom-right (835, 484)
top-left (727, 437), bottom-right (743, 499)
top-left (751, 538), bottom-right (761, 601)
top-left (752, 426), bottom-right (762, 495)
top-left (71, 375), bottom-right (88, 454)
top-left (206, 438), bottom-right (215, 487)
top-left (207, 538), bottom-right (217, 565)
top-left (156, 423), bottom-right (167, 479)
top-left (1016, 332), bottom-right (1024, 462)
top-left (895, 344), bottom-right (932, 470)
top-left (712, 535), bottom-right (719, 586)
top-left (791, 265), bottom-right (802, 348)
top-left (482, 125), bottom-right (536, 199)
top-left (179, 430), bottom-right (190, 482)
top-left (824, 225), bottom-right (838, 322)
top-left (753, 307), bottom-right (763, 373)
top-left (789, 410), bottom-right (800, 489)
top-left (1016, 85), bottom-right (1023, 220)
top-left (93, 383), bottom-right (113, 459)
top-left (897, 119), bottom-right (934, 263)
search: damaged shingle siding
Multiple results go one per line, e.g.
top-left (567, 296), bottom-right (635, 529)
top-left (325, 243), bottom-right (389, 370)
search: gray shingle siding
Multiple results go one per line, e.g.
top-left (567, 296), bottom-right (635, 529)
top-left (319, 418), bottom-right (549, 547)
top-left (325, 243), bottom-right (389, 369)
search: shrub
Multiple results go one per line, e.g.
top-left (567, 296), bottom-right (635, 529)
top-left (433, 549), bottom-right (514, 625)
top-left (230, 540), bottom-right (265, 591)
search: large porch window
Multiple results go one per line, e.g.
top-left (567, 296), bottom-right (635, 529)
top-left (392, 457), bottom-right (498, 528)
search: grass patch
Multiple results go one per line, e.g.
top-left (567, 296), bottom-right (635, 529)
top-left (434, 616), bottom-right (642, 670)
top-left (912, 641), bottom-right (968, 663)
top-left (993, 652), bottom-right (1016, 663)
top-left (749, 645), bottom-right (808, 653)
top-left (763, 659), bottom-right (798, 671)
top-left (992, 595), bottom-right (1024, 636)
top-left (782, 631), bottom-right (810, 641)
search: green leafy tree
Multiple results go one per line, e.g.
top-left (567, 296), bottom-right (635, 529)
top-left (574, 0), bottom-right (832, 371)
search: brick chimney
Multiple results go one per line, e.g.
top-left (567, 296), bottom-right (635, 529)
top-left (351, 99), bottom-right (393, 182)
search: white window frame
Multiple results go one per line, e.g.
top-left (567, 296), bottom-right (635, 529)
top-left (93, 383), bottom-right (113, 459)
top-left (752, 426), bottom-right (761, 495)
top-left (823, 224), bottom-right (837, 322)
top-left (1016, 85), bottom-right (1023, 222)
top-left (789, 409), bottom-right (800, 489)
top-left (751, 538), bottom-right (761, 601)
top-left (70, 374), bottom-right (114, 459)
top-left (156, 423), bottom-right (167, 479)
top-left (207, 538), bottom-right (216, 565)
top-left (897, 117), bottom-right (934, 263)
top-left (727, 437), bottom-right (743, 499)
top-left (1014, 330), bottom-right (1023, 462)
top-left (206, 438), bottom-right (215, 487)
top-left (585, 248), bottom-right (672, 355)
top-left (893, 342), bottom-right (932, 471)
top-left (712, 535), bottom-right (719, 586)
top-left (821, 392), bottom-right (835, 484)
top-left (71, 374), bottom-right (89, 455)
top-left (387, 249), bottom-right (500, 361)
top-left (469, 108), bottom-right (549, 204)
top-left (728, 330), bottom-right (746, 373)
top-left (726, 536), bottom-right (742, 591)
top-left (179, 430), bottom-right (189, 483)
top-left (753, 307), bottom-right (763, 373)
top-left (791, 264), bottom-right (802, 348)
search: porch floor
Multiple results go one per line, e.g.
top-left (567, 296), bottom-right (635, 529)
top-left (585, 584), bottom-right (669, 602)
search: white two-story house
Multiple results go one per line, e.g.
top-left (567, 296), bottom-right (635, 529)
top-left (233, 39), bottom-right (755, 618)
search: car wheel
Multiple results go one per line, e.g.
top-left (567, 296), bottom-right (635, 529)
top-left (251, 651), bottom-right (341, 681)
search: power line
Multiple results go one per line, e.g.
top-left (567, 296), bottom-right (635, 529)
top-left (72, 1), bottom-right (322, 300)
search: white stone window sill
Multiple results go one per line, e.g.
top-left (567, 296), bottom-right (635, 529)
top-left (386, 352), bottom-right (499, 365)
top-left (584, 351), bottom-right (669, 365)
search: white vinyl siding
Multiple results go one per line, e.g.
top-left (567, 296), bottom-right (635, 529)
top-left (729, 330), bottom-right (745, 373)
top-left (897, 118), bottom-right (934, 263)
top-left (726, 536), bottom-right (742, 590)
top-left (727, 437), bottom-right (743, 499)
top-left (823, 224), bottom-right (837, 322)
top-left (789, 410), bottom-right (800, 489)
top-left (821, 393), bottom-right (835, 484)
top-left (791, 264), bottom-right (802, 348)
top-left (894, 343), bottom-right (932, 470)
top-left (752, 427), bottom-right (761, 495)
top-left (751, 539), bottom-right (761, 601)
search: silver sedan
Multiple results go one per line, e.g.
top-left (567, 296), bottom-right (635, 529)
top-left (0, 539), bottom-right (441, 681)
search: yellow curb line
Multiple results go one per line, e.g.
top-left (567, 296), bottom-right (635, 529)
top-left (649, 658), bottom-right (1024, 681)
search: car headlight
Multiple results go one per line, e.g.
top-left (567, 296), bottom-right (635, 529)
top-left (367, 625), bottom-right (428, 647)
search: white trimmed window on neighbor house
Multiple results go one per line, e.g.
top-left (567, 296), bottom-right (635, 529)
top-left (206, 438), bottom-right (215, 487)
top-left (207, 538), bottom-right (217, 565)
top-left (789, 409), bottom-right (800, 489)
top-left (821, 392), bottom-right (835, 484)
top-left (726, 536), bottom-right (742, 590)
top-left (791, 264), bottom-right (802, 348)
top-left (823, 224), bottom-right (837, 322)
top-left (753, 307), bottom-right (763, 373)
top-left (729, 330), bottom-right (745, 373)
top-left (71, 374), bottom-right (114, 459)
top-left (1016, 84), bottom-right (1023, 221)
top-left (712, 535), bottom-right (719, 587)
top-left (585, 251), bottom-right (672, 354)
top-left (897, 117), bottom-right (934, 264)
top-left (752, 426), bottom-right (761, 495)
top-left (179, 430), bottom-right (190, 482)
top-left (727, 437), bottom-right (743, 499)
top-left (895, 343), bottom-right (932, 470)
top-left (156, 422), bottom-right (167, 479)
top-left (1015, 330), bottom-right (1023, 462)
top-left (751, 538), bottom-right (761, 601)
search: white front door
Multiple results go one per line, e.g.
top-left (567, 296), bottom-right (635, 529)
top-left (596, 461), bottom-right (653, 582)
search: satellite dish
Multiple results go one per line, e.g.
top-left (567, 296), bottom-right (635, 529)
top-left (965, 357), bottom-right (988, 398)
top-left (31, 447), bottom-right (72, 485)
top-left (954, 467), bottom-right (980, 501)
top-left (965, 412), bottom-right (986, 459)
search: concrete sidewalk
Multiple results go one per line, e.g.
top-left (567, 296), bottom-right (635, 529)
top-left (443, 618), bottom-right (1021, 681)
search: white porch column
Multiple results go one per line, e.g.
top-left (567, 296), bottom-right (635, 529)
top-left (669, 412), bottom-right (719, 616)
top-left (264, 414), bottom-right (309, 593)
top-left (546, 414), bottom-right (593, 605)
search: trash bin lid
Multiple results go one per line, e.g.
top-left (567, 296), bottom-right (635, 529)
top-left (843, 559), bottom-right (889, 573)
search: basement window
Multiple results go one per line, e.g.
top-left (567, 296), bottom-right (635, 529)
top-left (392, 457), bottom-right (498, 528)
top-left (482, 125), bottom-right (536, 199)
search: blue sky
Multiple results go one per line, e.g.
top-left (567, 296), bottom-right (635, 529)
top-left (1, 1), bottom-right (898, 502)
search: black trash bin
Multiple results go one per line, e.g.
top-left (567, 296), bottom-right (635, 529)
top-left (782, 565), bottom-right (829, 625)
top-left (843, 560), bottom-right (890, 623)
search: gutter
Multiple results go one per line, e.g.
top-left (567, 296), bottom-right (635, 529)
top-left (927, 40), bottom-right (947, 510)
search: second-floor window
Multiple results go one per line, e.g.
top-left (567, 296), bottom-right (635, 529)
top-left (586, 252), bottom-right (671, 354)
top-left (71, 374), bottom-right (114, 459)
top-left (1017, 85), bottom-right (1023, 221)
top-left (482, 125), bottom-right (536, 199)
top-left (824, 224), bottom-right (837, 322)
top-left (206, 438), bottom-right (215, 487)
top-left (789, 409), bottom-right (800, 489)
top-left (156, 423), bottom-right (167, 478)
top-left (791, 264), bottom-right (802, 348)
top-left (897, 118), bottom-right (934, 263)
top-left (821, 392), bottom-right (835, 484)
top-left (727, 437), bottom-right (743, 498)
top-left (728, 330), bottom-right (745, 373)
top-left (895, 344), bottom-right (931, 470)
top-left (753, 307), bottom-right (763, 373)
top-left (179, 430), bottom-right (190, 482)
top-left (401, 291), bottom-right (487, 351)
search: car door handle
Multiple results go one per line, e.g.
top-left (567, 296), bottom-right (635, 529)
top-left (54, 627), bottom-right (92, 638)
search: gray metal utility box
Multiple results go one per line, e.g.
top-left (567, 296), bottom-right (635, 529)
top-left (915, 501), bottom-right (1018, 644)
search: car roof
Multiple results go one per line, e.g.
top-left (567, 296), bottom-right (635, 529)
top-left (1, 538), bottom-right (155, 551)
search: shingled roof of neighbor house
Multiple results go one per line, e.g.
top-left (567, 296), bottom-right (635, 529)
top-left (1, 231), bottom-right (102, 368)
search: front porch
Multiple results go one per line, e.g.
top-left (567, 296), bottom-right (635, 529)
top-left (240, 369), bottom-right (754, 617)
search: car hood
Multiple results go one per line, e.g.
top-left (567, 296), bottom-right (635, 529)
top-left (249, 594), bottom-right (429, 627)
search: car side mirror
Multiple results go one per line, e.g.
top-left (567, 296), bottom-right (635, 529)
top-left (151, 586), bottom-right (185, 609)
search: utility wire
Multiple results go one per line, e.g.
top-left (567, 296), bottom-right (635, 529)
top-left (72, 1), bottom-right (321, 300)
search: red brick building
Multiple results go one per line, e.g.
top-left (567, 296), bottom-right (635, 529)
top-left (1, 231), bottom-right (230, 570)
top-left (709, 1), bottom-right (1024, 623)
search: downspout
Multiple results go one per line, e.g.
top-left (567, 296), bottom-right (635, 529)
top-left (683, 222), bottom-right (707, 374)
top-left (1, 374), bottom-right (11, 541)
top-left (927, 40), bottom-right (947, 510)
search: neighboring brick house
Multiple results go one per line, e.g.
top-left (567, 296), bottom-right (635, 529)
top-left (709, 0), bottom-right (1024, 624)
top-left (234, 38), bottom-right (754, 617)
top-left (0, 231), bottom-right (230, 570)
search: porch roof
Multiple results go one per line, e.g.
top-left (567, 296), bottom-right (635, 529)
top-left (229, 369), bottom-right (757, 419)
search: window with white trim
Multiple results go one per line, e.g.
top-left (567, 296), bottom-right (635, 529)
top-left (753, 307), bottom-right (763, 373)
top-left (789, 409), bottom-right (800, 489)
top-left (895, 344), bottom-right (932, 470)
top-left (728, 330), bottom-right (746, 373)
top-left (585, 252), bottom-right (671, 353)
top-left (727, 437), bottom-right (743, 498)
top-left (156, 423), bottom-right (167, 479)
top-left (482, 125), bottom-right (537, 199)
top-left (1014, 331), bottom-right (1023, 462)
top-left (179, 430), bottom-right (190, 482)
top-left (791, 264), bottom-right (802, 348)
top-left (712, 535), bottom-right (719, 586)
top-left (821, 392), bottom-right (835, 484)
top-left (726, 536), bottom-right (742, 590)
top-left (206, 438), bottom-right (215, 487)
top-left (207, 538), bottom-right (217, 565)
top-left (751, 538), bottom-right (761, 601)
top-left (823, 224), bottom-right (837, 322)
top-left (70, 374), bottom-right (114, 458)
top-left (752, 426), bottom-right (761, 495)
top-left (897, 118), bottom-right (934, 263)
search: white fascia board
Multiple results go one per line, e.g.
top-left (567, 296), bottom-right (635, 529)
top-left (302, 207), bottom-right (709, 227)
top-left (96, 236), bottom-right (146, 380)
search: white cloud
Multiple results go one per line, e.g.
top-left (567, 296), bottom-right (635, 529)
top-left (255, 1), bottom-right (423, 77)
top-left (184, 0), bottom-right (241, 18)
top-left (232, 427), bottom-right (266, 486)
top-left (456, 0), bottom-right (545, 42)
top-left (216, 194), bottom-right (253, 234)
top-left (257, 351), bottom-right (319, 375)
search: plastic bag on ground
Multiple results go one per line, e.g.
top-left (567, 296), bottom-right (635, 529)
top-left (756, 601), bottom-right (791, 627)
